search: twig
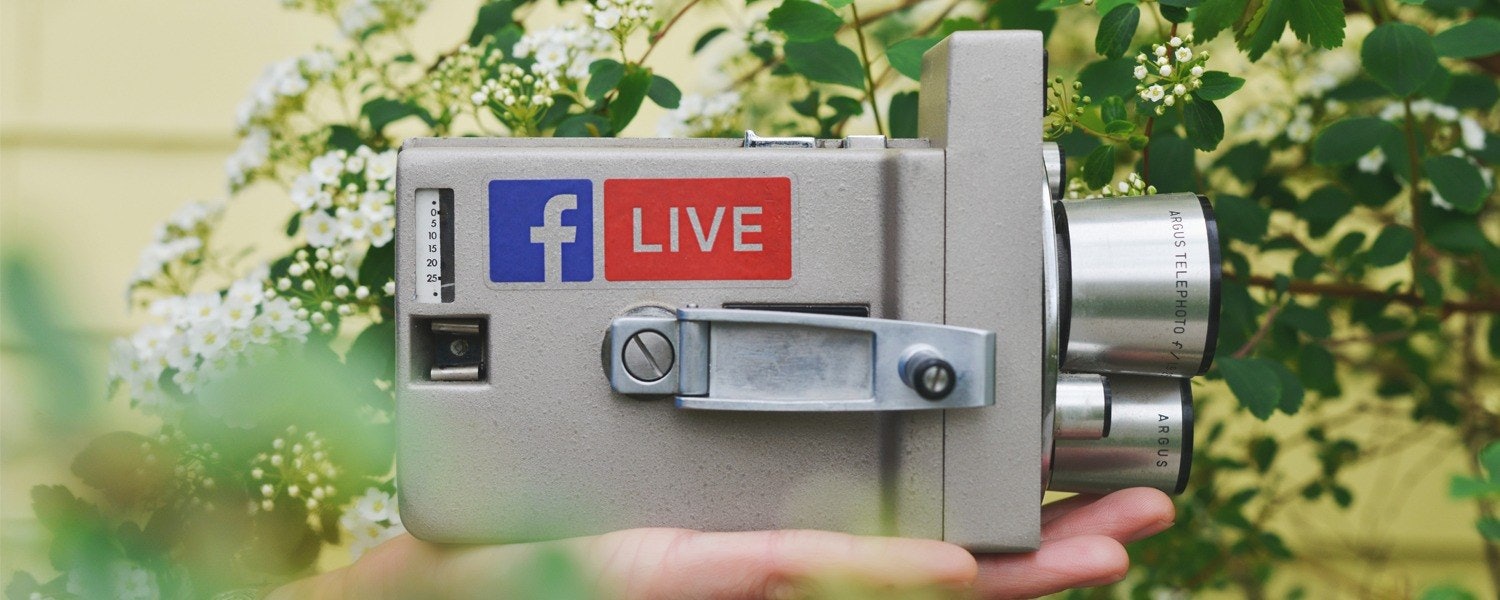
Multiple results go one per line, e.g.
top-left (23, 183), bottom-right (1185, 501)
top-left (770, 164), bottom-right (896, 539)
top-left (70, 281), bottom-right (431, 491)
top-left (638, 0), bottom-right (705, 65)
top-left (1232, 302), bottom-right (1282, 359)
top-left (1230, 273), bottom-right (1500, 315)
top-left (1400, 97), bottom-right (1428, 295)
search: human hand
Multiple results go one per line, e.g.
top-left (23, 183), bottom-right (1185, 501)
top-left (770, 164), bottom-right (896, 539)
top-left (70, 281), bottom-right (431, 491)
top-left (269, 487), bottom-right (1174, 599)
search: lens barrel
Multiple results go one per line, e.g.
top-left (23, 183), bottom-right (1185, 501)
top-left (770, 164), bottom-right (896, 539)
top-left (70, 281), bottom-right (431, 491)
top-left (1049, 375), bottom-right (1193, 495)
top-left (1055, 193), bottom-right (1221, 378)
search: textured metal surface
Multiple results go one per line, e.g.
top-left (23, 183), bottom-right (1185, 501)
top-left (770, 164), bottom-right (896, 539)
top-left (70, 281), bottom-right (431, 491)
top-left (396, 139), bottom-right (949, 543)
top-left (1059, 193), bottom-right (1218, 377)
top-left (1050, 375), bottom-right (1191, 494)
top-left (920, 31), bottom-right (1045, 551)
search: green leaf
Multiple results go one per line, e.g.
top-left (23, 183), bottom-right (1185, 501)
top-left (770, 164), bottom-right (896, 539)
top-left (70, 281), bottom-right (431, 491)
top-left (1193, 0), bottom-right (1247, 41)
top-left (1105, 120), bottom-right (1136, 135)
top-left (1298, 186), bottom-right (1354, 238)
top-left (554, 114), bottom-right (611, 137)
top-left (1279, 303), bottom-right (1332, 338)
top-left (1482, 441), bottom-right (1500, 479)
top-left (1100, 96), bottom-right (1127, 123)
top-left (1366, 225), bottom-right (1416, 266)
top-left (767, 0), bottom-right (844, 42)
top-left (1238, 0), bottom-right (1291, 61)
top-left (1250, 437), bottom-right (1278, 472)
top-left (1260, 532), bottom-right (1294, 559)
top-left (1195, 71), bottom-right (1245, 100)
top-left (608, 68), bottom-right (653, 133)
top-left (1219, 357), bottom-right (1283, 420)
top-left (1082, 144), bottom-right (1116, 189)
top-left (285, 212), bottom-right (301, 237)
top-left (1361, 23), bottom-right (1439, 97)
top-left (1442, 73), bottom-right (1500, 110)
top-left (468, 0), bottom-right (516, 45)
top-left (1214, 195), bottom-right (1268, 243)
top-left (886, 37), bottom-right (940, 81)
top-left (784, 39), bottom-right (866, 89)
top-left (990, 0), bottom-right (1058, 39)
top-left (1218, 142), bottom-right (1268, 182)
top-left (1093, 0), bottom-right (1135, 14)
top-left (1143, 133), bottom-right (1196, 193)
top-left (693, 27), bottom-right (728, 54)
top-left (326, 125), bottom-right (364, 152)
top-left (359, 242), bottom-right (394, 289)
top-left (1420, 584), bottom-right (1480, 600)
top-left (1424, 155), bottom-right (1489, 213)
top-left (1274, 359), bottom-right (1305, 414)
top-left (1299, 344), bottom-right (1338, 395)
top-left (1160, 4), bottom-right (1189, 23)
top-left (1183, 97), bottom-right (1225, 151)
top-left (1095, 4), bottom-right (1140, 59)
top-left (1286, 0), bottom-right (1345, 49)
top-left (1292, 252), bottom-right (1323, 279)
top-left (362, 98), bottom-right (433, 133)
top-left (889, 91), bottom-right (919, 138)
top-left (826, 0), bottom-right (853, 8)
top-left (585, 59), bottom-right (625, 101)
top-left (1433, 17), bottom-right (1500, 58)
top-left (1451, 475), bottom-right (1500, 498)
top-left (1078, 58), bottom-right (1138, 99)
top-left (1037, 0), bottom-right (1084, 8)
top-left (648, 75), bottom-right (682, 109)
top-left (1311, 117), bottom-right (1401, 165)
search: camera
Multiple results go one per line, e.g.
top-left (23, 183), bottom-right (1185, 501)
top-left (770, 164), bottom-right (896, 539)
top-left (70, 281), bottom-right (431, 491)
top-left (393, 30), bottom-right (1220, 551)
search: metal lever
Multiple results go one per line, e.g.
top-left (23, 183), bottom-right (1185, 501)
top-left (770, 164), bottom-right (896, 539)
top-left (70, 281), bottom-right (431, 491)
top-left (608, 308), bottom-right (995, 411)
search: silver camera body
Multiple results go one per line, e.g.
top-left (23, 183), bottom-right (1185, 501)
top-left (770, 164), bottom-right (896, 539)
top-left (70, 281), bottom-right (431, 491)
top-left (393, 31), bottom-right (1220, 552)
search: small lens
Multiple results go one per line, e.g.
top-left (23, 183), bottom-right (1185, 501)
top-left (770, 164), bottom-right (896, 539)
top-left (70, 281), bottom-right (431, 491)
top-left (1048, 375), bottom-right (1193, 495)
top-left (1055, 193), bottom-right (1221, 377)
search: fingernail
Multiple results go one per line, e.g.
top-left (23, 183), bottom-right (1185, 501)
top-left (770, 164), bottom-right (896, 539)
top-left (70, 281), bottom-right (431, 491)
top-left (1125, 518), bottom-right (1175, 543)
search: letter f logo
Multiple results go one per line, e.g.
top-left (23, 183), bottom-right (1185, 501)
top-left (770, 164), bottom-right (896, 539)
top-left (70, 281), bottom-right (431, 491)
top-left (530, 194), bottom-right (578, 283)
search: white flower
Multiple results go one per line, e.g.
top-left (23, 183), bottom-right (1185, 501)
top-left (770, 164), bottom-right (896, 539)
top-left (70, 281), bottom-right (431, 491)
top-left (1460, 117), bottom-right (1487, 150)
top-left (339, 208), bottom-right (374, 242)
top-left (1190, 65), bottom-right (1203, 77)
top-left (365, 150), bottom-right (398, 181)
top-left (1172, 84), bottom-right (1187, 97)
top-left (1134, 65), bottom-right (1148, 80)
top-left (187, 319), bottom-right (230, 359)
top-left (1287, 119), bottom-right (1313, 143)
top-left (1154, 45), bottom-right (1168, 57)
top-left (368, 216), bottom-right (395, 247)
top-left (66, 560), bottom-right (159, 600)
top-left (1357, 147), bottom-right (1386, 174)
top-left (310, 152), bottom-right (347, 185)
top-left (1174, 47), bottom-right (1192, 62)
top-left (354, 488), bottom-right (398, 522)
top-left (592, 7), bottom-right (621, 30)
top-left (1168, 36), bottom-right (1183, 48)
top-left (383, 280), bottom-right (397, 295)
top-left (1158, 64), bottom-right (1173, 77)
top-left (304, 211), bottom-right (340, 247)
top-left (1143, 85), bottom-right (1165, 102)
top-left (290, 174), bottom-right (323, 211)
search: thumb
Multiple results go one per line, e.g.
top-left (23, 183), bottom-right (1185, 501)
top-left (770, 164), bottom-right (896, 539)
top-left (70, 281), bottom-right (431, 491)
top-left (269, 529), bottom-right (978, 600)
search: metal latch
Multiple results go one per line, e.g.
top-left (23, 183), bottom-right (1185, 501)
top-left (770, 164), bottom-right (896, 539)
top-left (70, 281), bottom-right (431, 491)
top-left (608, 308), bottom-right (995, 411)
top-left (743, 130), bottom-right (816, 149)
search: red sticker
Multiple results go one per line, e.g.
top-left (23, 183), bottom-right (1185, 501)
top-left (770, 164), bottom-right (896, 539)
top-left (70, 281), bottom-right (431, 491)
top-left (604, 177), bottom-right (792, 281)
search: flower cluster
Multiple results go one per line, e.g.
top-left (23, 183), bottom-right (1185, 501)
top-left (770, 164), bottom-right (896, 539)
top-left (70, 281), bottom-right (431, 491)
top-left (127, 200), bottom-right (224, 299)
top-left (340, 488), bottom-right (407, 559)
top-left (658, 92), bottom-right (742, 137)
top-left (144, 429), bottom-right (223, 510)
top-left (291, 146), bottom-right (397, 254)
top-left (514, 23), bottom-right (617, 82)
top-left (230, 50), bottom-right (341, 190)
top-left (586, 0), bottom-right (654, 39)
top-left (333, 0), bottom-right (430, 38)
top-left (109, 272), bottom-right (312, 412)
top-left (429, 42), bottom-right (507, 119)
top-left (1133, 36), bottom-right (1209, 115)
top-left (65, 560), bottom-right (159, 600)
top-left (475, 63), bottom-right (562, 134)
top-left (274, 247), bottom-right (392, 336)
top-left (249, 427), bottom-right (340, 516)
top-left (1044, 78), bottom-right (1091, 139)
top-left (1355, 100), bottom-right (1494, 209)
top-left (1066, 172), bottom-right (1155, 199)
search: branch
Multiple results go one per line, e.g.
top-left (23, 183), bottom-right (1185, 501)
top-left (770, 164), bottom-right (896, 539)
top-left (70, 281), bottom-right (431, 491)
top-left (849, 2), bottom-right (886, 136)
top-left (1232, 302), bottom-right (1282, 358)
top-left (638, 0), bottom-right (705, 65)
top-left (1231, 273), bottom-right (1500, 315)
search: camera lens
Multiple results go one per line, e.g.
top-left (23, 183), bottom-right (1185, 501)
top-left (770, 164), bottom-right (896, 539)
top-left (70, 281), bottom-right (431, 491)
top-left (1054, 193), bottom-right (1221, 377)
top-left (1048, 375), bottom-right (1193, 495)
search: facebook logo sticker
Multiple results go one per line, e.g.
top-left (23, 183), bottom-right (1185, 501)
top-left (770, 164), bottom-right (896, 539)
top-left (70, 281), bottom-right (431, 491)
top-left (489, 179), bottom-right (594, 283)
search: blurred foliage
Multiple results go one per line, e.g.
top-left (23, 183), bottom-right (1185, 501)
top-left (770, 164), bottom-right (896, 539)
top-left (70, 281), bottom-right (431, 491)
top-left (6, 0), bottom-right (1499, 597)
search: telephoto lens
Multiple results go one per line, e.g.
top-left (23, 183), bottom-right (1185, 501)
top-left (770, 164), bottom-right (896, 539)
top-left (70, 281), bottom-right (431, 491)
top-left (1055, 193), bottom-right (1221, 378)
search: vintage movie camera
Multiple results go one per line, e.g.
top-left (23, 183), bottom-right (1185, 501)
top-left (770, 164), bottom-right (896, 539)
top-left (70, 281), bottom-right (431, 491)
top-left (394, 30), bottom-right (1220, 551)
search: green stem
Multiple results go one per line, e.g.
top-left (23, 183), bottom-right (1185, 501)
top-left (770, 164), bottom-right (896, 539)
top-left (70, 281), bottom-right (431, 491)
top-left (1400, 97), bottom-right (1427, 295)
top-left (849, 2), bottom-right (885, 136)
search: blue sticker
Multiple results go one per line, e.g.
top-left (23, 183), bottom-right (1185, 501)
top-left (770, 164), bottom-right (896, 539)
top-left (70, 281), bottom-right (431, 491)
top-left (489, 179), bottom-right (594, 283)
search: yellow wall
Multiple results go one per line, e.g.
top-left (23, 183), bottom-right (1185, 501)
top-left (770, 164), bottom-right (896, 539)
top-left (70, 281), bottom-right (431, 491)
top-left (0, 1), bottom-right (1492, 596)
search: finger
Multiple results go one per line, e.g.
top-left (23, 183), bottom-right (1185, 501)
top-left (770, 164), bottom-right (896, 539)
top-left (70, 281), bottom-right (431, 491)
top-left (585, 528), bottom-right (978, 600)
top-left (1040, 493), bottom-right (1103, 524)
top-left (972, 534), bottom-right (1127, 599)
top-left (269, 529), bottom-right (979, 600)
top-left (1041, 487), bottom-right (1174, 543)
